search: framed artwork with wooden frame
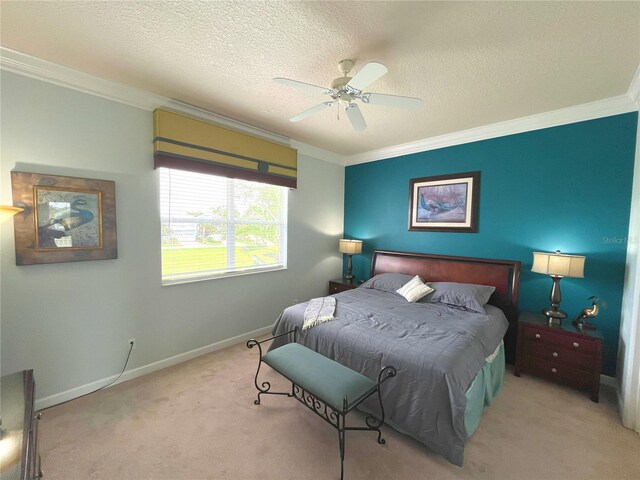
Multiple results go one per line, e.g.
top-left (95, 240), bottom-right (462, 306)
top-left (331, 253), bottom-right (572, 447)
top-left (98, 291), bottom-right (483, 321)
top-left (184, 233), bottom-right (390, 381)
top-left (10, 171), bottom-right (117, 265)
top-left (408, 171), bottom-right (480, 233)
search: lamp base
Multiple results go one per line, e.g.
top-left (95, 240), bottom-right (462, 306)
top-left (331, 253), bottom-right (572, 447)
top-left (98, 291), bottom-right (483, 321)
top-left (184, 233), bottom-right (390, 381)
top-left (344, 254), bottom-right (355, 283)
top-left (543, 308), bottom-right (567, 327)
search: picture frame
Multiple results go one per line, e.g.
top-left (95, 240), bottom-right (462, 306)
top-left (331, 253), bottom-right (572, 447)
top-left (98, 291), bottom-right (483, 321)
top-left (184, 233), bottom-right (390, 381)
top-left (11, 171), bottom-right (117, 265)
top-left (408, 171), bottom-right (480, 232)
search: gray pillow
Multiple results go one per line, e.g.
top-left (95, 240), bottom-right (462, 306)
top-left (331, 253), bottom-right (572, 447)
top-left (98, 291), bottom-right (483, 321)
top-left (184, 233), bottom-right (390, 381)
top-left (360, 273), bottom-right (415, 294)
top-left (421, 282), bottom-right (496, 313)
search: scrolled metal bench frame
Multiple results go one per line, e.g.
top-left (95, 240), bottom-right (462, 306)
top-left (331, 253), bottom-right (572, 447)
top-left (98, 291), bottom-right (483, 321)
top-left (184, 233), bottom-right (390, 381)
top-left (247, 328), bottom-right (397, 480)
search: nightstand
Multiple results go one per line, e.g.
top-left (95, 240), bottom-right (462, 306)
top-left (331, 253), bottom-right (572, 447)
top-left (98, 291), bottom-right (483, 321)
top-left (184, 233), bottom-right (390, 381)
top-left (328, 278), bottom-right (358, 295)
top-left (514, 312), bottom-right (603, 402)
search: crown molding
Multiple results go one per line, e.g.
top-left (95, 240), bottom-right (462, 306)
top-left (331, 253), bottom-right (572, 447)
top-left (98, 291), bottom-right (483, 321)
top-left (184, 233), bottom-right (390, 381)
top-left (0, 47), bottom-right (345, 165)
top-left (291, 141), bottom-right (344, 165)
top-left (345, 94), bottom-right (638, 165)
top-left (0, 46), bottom-right (167, 109)
top-left (628, 64), bottom-right (640, 110)
top-left (2, 47), bottom-right (637, 168)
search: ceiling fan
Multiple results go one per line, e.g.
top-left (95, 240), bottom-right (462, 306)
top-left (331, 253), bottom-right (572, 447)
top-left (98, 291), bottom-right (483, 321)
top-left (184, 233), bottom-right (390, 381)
top-left (274, 59), bottom-right (423, 131)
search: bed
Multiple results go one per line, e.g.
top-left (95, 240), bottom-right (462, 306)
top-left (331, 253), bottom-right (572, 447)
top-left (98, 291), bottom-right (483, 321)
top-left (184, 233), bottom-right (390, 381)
top-left (270, 250), bottom-right (521, 466)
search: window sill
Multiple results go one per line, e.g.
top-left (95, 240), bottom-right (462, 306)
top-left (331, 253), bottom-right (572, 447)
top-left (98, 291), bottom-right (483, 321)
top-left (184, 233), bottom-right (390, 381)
top-left (162, 265), bottom-right (287, 286)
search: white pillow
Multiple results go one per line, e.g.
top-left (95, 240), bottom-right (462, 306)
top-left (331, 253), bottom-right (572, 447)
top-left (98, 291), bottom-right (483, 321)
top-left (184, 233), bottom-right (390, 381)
top-left (396, 275), bottom-right (434, 303)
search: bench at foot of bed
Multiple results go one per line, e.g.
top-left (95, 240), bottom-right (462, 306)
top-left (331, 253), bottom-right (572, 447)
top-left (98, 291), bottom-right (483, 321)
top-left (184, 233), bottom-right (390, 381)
top-left (247, 328), bottom-right (397, 480)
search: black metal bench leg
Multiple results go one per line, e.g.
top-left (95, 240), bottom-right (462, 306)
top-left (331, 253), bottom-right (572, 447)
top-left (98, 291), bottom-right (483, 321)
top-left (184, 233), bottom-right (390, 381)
top-left (338, 422), bottom-right (345, 480)
top-left (246, 338), bottom-right (293, 404)
top-left (358, 366), bottom-right (396, 444)
top-left (366, 382), bottom-right (388, 444)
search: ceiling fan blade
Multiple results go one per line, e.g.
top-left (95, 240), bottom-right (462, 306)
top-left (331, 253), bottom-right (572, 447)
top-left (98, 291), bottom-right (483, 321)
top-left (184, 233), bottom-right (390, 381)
top-left (346, 62), bottom-right (388, 92)
top-left (362, 93), bottom-right (423, 110)
top-left (345, 103), bottom-right (367, 131)
top-left (290, 101), bottom-right (335, 122)
top-left (273, 77), bottom-right (333, 96)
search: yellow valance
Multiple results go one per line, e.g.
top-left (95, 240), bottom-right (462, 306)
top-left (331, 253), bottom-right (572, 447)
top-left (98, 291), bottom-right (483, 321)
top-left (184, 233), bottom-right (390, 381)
top-left (153, 109), bottom-right (297, 188)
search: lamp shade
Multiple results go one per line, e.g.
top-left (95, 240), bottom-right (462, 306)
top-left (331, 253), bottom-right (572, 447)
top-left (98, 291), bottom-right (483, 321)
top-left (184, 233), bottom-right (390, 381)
top-left (339, 239), bottom-right (363, 255)
top-left (0, 206), bottom-right (23, 224)
top-left (532, 251), bottom-right (585, 278)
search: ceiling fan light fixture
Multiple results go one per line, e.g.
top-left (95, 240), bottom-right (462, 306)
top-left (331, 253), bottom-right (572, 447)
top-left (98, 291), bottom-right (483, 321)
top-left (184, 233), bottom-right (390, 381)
top-left (339, 93), bottom-right (354, 104)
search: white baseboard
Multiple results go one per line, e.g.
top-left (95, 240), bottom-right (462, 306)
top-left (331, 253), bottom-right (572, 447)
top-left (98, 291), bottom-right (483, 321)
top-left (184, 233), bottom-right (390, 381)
top-left (35, 340), bottom-right (621, 412)
top-left (616, 385), bottom-right (625, 422)
top-left (35, 325), bottom-right (273, 411)
top-left (600, 374), bottom-right (617, 388)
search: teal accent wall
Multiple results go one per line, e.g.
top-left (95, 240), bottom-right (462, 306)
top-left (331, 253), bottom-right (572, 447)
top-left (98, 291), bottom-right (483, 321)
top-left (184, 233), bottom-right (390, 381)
top-left (344, 113), bottom-right (638, 376)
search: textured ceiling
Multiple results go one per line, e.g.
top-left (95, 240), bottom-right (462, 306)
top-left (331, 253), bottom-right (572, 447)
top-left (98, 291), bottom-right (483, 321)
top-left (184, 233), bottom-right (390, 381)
top-left (1, 1), bottom-right (639, 156)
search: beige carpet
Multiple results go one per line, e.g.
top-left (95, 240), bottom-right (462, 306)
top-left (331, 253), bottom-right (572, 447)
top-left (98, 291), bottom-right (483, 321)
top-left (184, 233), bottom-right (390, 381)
top-left (39, 340), bottom-right (640, 480)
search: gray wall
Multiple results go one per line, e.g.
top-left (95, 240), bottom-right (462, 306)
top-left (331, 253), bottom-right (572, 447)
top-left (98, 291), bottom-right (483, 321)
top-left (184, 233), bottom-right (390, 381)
top-left (0, 71), bottom-right (345, 404)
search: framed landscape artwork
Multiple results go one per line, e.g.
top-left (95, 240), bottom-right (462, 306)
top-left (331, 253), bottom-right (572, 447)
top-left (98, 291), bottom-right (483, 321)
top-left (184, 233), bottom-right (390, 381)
top-left (11, 172), bottom-right (118, 265)
top-left (408, 171), bottom-right (480, 232)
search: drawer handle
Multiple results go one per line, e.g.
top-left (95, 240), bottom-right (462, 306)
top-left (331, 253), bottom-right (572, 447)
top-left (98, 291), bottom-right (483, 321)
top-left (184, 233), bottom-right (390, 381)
top-left (551, 368), bottom-right (557, 373)
top-left (552, 352), bottom-right (558, 357)
top-left (535, 333), bottom-right (541, 339)
top-left (573, 342), bottom-right (580, 348)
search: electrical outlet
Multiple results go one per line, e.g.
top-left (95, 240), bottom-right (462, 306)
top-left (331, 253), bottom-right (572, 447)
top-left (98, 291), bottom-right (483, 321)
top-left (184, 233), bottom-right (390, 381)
top-left (128, 338), bottom-right (136, 349)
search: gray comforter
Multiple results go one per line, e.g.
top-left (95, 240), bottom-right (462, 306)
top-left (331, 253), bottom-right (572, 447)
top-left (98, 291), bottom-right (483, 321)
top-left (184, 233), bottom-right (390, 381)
top-left (270, 286), bottom-right (508, 466)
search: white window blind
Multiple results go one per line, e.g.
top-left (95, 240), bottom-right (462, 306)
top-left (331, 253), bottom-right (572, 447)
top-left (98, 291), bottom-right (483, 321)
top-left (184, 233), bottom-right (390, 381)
top-left (160, 168), bottom-right (288, 285)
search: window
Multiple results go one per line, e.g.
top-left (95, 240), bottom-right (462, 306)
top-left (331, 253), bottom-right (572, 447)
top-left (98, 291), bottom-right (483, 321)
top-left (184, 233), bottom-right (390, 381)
top-left (159, 168), bottom-right (288, 285)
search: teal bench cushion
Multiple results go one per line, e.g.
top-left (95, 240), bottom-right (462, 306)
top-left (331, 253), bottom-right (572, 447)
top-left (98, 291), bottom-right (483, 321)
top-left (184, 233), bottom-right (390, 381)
top-left (263, 342), bottom-right (376, 412)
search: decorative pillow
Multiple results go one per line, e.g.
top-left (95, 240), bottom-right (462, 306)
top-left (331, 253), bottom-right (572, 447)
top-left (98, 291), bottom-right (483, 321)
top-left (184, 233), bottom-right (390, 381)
top-left (422, 282), bottom-right (495, 313)
top-left (396, 275), bottom-right (434, 303)
top-left (360, 273), bottom-right (415, 294)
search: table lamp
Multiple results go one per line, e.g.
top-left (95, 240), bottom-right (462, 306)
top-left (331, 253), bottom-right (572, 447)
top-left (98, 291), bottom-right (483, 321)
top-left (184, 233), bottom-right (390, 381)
top-left (339, 239), bottom-right (363, 283)
top-left (532, 250), bottom-right (585, 326)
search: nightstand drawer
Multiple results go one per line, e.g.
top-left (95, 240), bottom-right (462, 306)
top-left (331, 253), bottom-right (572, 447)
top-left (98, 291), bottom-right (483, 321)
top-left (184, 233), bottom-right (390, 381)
top-left (328, 280), bottom-right (357, 295)
top-left (524, 357), bottom-right (593, 389)
top-left (522, 325), bottom-right (598, 355)
top-left (330, 283), bottom-right (352, 294)
top-left (522, 341), bottom-right (596, 368)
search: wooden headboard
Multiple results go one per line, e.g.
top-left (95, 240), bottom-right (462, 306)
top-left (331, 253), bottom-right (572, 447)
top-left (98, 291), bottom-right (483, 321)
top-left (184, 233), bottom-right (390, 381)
top-left (370, 250), bottom-right (521, 363)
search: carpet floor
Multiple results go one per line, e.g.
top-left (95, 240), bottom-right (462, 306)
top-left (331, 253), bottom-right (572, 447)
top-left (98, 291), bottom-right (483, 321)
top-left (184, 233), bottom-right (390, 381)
top-left (39, 339), bottom-right (640, 480)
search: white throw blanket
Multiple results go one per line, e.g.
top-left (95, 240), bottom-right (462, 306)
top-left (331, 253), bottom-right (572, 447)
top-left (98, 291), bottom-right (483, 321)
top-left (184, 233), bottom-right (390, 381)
top-left (303, 297), bottom-right (336, 330)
